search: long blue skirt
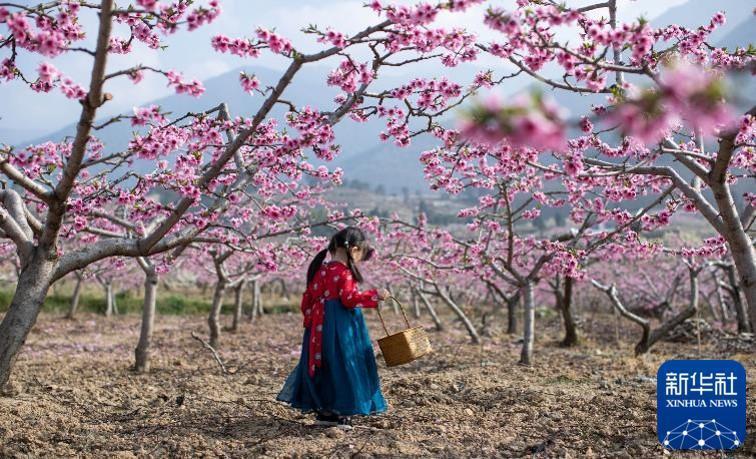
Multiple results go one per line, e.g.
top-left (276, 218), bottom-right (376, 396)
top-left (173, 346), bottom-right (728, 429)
top-left (276, 299), bottom-right (388, 416)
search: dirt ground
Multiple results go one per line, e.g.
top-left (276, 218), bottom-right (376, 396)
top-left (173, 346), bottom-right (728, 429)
top-left (0, 308), bottom-right (754, 458)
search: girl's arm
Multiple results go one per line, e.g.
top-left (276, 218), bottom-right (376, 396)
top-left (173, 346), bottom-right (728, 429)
top-left (339, 272), bottom-right (379, 309)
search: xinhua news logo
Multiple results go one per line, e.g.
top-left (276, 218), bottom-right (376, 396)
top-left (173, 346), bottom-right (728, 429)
top-left (657, 360), bottom-right (746, 450)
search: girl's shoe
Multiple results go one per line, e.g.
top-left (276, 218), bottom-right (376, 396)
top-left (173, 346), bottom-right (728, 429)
top-left (314, 412), bottom-right (339, 427)
top-left (336, 416), bottom-right (353, 431)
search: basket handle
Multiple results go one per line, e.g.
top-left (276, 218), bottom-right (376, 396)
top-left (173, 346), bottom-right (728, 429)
top-left (375, 295), bottom-right (412, 337)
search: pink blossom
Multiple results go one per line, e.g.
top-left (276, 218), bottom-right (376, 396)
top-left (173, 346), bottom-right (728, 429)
top-left (239, 72), bottom-right (260, 95)
top-left (256, 28), bottom-right (293, 55)
top-left (165, 70), bottom-right (204, 97)
top-left (458, 92), bottom-right (568, 151)
top-left (136, 0), bottom-right (159, 11)
top-left (317, 29), bottom-right (346, 48)
top-left (132, 105), bottom-right (166, 126)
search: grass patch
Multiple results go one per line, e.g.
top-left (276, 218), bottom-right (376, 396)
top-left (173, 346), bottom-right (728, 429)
top-left (536, 307), bottom-right (557, 319)
top-left (0, 289), bottom-right (299, 316)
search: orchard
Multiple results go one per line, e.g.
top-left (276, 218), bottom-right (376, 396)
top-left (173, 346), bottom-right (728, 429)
top-left (0, 0), bottom-right (753, 456)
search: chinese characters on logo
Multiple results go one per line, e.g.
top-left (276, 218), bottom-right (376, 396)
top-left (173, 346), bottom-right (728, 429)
top-left (665, 371), bottom-right (738, 397)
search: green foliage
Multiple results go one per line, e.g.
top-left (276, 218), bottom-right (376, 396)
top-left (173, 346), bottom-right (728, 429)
top-left (0, 289), bottom-right (209, 315)
top-left (0, 288), bottom-right (300, 316)
top-left (0, 289), bottom-right (12, 312)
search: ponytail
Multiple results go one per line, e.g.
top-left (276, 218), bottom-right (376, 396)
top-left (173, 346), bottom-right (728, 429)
top-left (306, 249), bottom-right (328, 285)
top-left (345, 242), bottom-right (364, 283)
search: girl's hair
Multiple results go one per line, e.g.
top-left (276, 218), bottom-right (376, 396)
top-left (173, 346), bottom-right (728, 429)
top-left (307, 226), bottom-right (374, 285)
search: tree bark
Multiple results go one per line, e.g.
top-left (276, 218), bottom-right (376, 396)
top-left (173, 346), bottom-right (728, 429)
top-left (717, 262), bottom-right (751, 333)
top-left (592, 281), bottom-right (651, 353)
top-left (415, 287), bottom-right (443, 331)
top-left (250, 279), bottom-right (265, 321)
top-left (249, 279), bottom-right (258, 321)
top-left (558, 276), bottom-right (579, 347)
top-left (434, 284), bottom-right (479, 344)
top-left (208, 279), bottom-right (226, 348)
top-left (134, 261), bottom-right (158, 373)
top-left (593, 270), bottom-right (700, 356)
top-left (112, 286), bottom-right (119, 315)
top-left (711, 269), bottom-right (729, 322)
top-left (638, 267), bottom-right (700, 354)
top-left (506, 293), bottom-right (518, 335)
top-left (278, 278), bottom-right (290, 302)
top-left (519, 281), bottom-right (535, 365)
top-left (411, 287), bottom-right (421, 319)
top-left (486, 281), bottom-right (519, 334)
top-left (104, 281), bottom-right (114, 317)
top-left (230, 279), bottom-right (246, 333)
top-left (0, 253), bottom-right (56, 388)
top-left (387, 285), bottom-right (399, 314)
top-left (710, 180), bottom-right (755, 332)
top-left (66, 272), bottom-right (84, 320)
top-left (253, 279), bottom-right (263, 317)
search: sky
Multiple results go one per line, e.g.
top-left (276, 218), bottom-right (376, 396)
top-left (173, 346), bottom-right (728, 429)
top-left (0, 0), bottom-right (728, 136)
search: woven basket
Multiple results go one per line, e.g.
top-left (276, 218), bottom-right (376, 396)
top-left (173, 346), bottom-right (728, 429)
top-left (376, 296), bottom-right (431, 367)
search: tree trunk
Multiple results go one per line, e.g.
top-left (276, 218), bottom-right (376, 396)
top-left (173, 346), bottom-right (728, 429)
top-left (248, 279), bottom-right (263, 319)
top-left (593, 271), bottom-right (700, 356)
top-left (387, 285), bottom-right (399, 314)
top-left (208, 280), bottom-right (226, 348)
top-left (230, 279), bottom-right (246, 333)
top-left (249, 280), bottom-right (258, 321)
top-left (711, 181), bottom-right (756, 332)
top-left (254, 279), bottom-right (263, 316)
top-left (593, 281), bottom-right (651, 352)
top-left (636, 267), bottom-right (700, 354)
top-left (0, 253), bottom-right (56, 388)
top-left (411, 288), bottom-right (421, 319)
top-left (66, 272), bottom-right (83, 320)
top-left (278, 278), bottom-right (290, 302)
top-left (435, 284), bottom-right (479, 344)
top-left (559, 276), bottom-right (579, 347)
top-left (718, 262), bottom-right (751, 333)
top-left (487, 282), bottom-right (519, 335)
top-left (506, 293), bottom-right (518, 335)
top-left (727, 237), bottom-right (755, 331)
top-left (104, 282), bottom-right (114, 317)
top-left (712, 269), bottom-right (729, 322)
top-left (415, 287), bottom-right (443, 331)
top-left (134, 264), bottom-right (158, 373)
top-left (520, 281), bottom-right (535, 365)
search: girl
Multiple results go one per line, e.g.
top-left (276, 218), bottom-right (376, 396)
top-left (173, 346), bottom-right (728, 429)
top-left (276, 226), bottom-right (390, 430)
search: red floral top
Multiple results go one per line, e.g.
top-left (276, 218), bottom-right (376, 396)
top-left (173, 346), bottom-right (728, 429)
top-left (301, 260), bottom-right (379, 377)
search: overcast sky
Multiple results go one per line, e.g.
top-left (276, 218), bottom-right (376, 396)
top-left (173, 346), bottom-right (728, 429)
top-left (0, 0), bottom-right (728, 135)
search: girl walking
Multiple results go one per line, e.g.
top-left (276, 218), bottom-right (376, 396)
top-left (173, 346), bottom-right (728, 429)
top-left (276, 226), bottom-right (390, 429)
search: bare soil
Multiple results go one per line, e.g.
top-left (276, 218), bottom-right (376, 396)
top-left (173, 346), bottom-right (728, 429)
top-left (0, 309), bottom-right (754, 458)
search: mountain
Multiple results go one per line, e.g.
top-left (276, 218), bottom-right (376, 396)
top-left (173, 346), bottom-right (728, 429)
top-left (716, 11), bottom-right (755, 50)
top-left (0, 127), bottom-right (49, 146)
top-left (16, 62), bottom-right (456, 192)
top-left (650, 0), bottom-right (753, 40)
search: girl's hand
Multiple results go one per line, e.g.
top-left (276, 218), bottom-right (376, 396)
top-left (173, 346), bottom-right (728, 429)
top-left (377, 289), bottom-right (391, 301)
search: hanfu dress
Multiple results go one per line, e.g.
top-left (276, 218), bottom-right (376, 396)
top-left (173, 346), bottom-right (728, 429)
top-left (276, 261), bottom-right (387, 416)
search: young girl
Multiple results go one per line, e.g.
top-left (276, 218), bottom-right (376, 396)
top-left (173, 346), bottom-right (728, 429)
top-left (276, 226), bottom-right (390, 429)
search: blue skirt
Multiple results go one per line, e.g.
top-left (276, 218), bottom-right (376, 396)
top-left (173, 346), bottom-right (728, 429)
top-left (276, 299), bottom-right (388, 416)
